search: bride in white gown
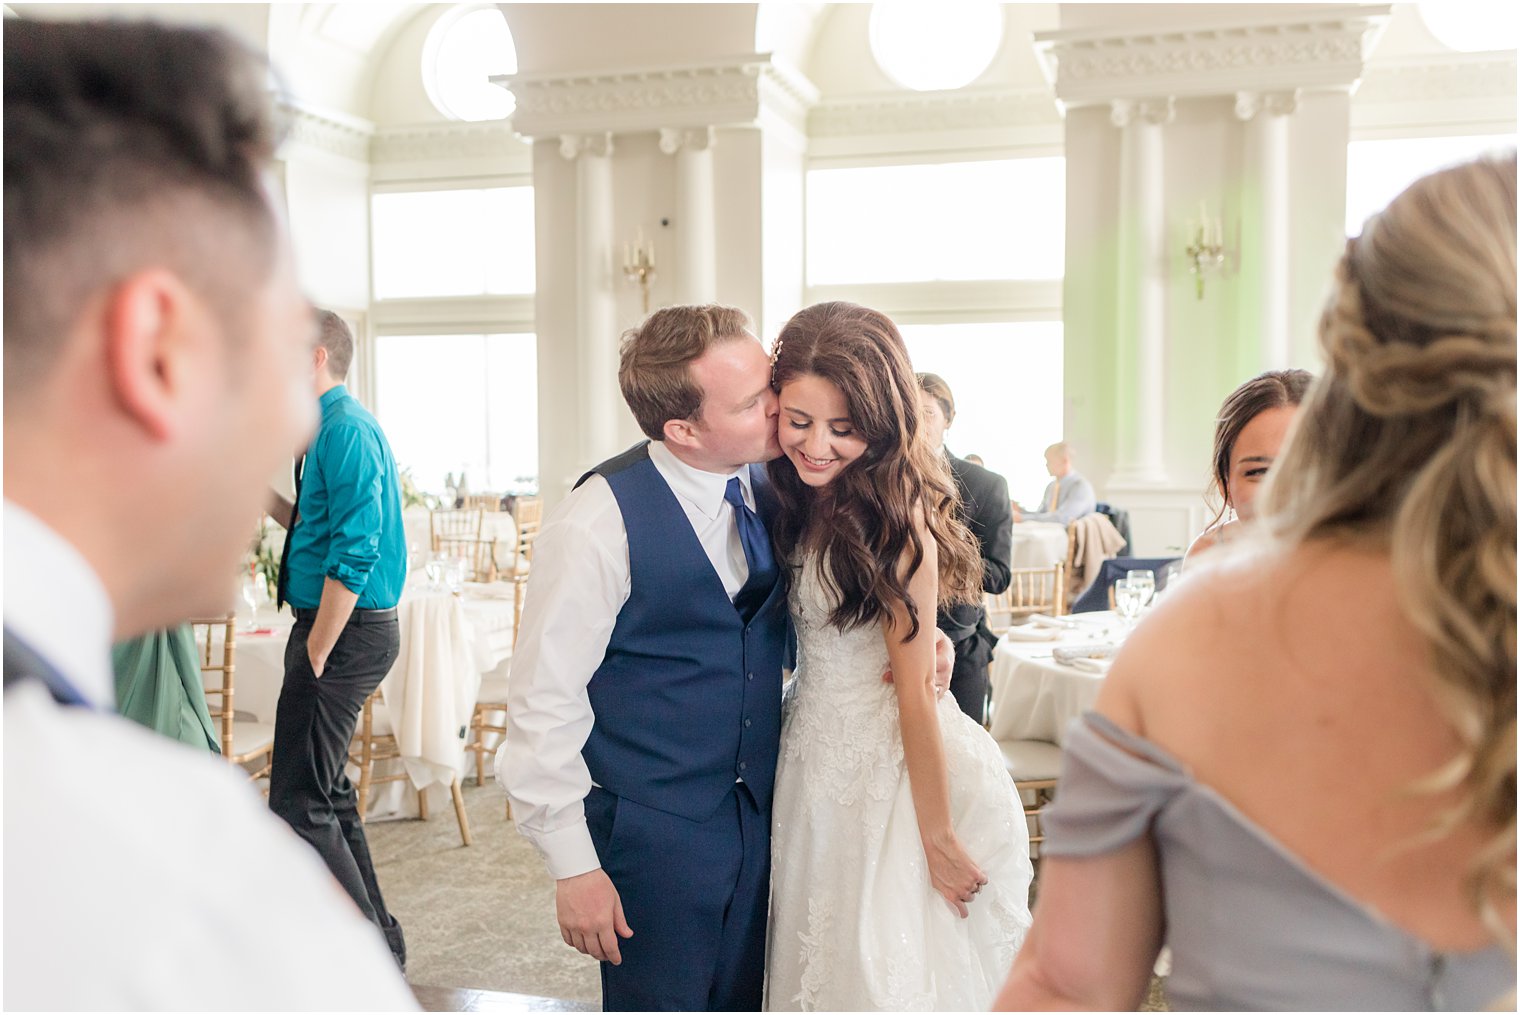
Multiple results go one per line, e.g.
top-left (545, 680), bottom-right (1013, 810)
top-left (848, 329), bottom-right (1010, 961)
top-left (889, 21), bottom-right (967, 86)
top-left (762, 302), bottom-right (1033, 1012)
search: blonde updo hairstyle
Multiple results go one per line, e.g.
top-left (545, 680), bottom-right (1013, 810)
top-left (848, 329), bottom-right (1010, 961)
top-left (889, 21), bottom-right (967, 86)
top-left (1260, 153), bottom-right (1517, 945)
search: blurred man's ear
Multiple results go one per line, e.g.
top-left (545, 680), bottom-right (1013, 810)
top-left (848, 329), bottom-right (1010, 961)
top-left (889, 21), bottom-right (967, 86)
top-left (104, 268), bottom-right (205, 443)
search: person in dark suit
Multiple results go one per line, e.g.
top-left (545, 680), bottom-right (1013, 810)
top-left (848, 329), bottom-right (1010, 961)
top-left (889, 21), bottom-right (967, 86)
top-left (917, 373), bottom-right (1013, 724)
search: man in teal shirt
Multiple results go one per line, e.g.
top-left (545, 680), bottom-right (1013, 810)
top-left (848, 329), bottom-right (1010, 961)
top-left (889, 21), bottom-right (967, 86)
top-left (268, 310), bottom-right (408, 969)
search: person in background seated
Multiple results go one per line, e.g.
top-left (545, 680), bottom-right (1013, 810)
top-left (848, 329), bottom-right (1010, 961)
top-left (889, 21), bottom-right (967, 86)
top-left (996, 153), bottom-right (1516, 1010)
top-left (918, 373), bottom-right (1013, 725)
top-left (963, 453), bottom-right (985, 467)
top-left (2, 19), bottom-right (415, 1009)
top-left (1011, 442), bottom-right (1096, 526)
top-left (1184, 369), bottom-right (1313, 564)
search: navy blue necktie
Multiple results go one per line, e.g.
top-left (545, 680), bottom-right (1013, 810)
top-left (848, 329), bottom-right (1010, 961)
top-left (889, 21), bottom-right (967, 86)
top-left (725, 476), bottom-right (777, 624)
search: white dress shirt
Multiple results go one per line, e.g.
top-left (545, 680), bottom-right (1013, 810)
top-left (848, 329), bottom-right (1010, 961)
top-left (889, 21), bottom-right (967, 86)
top-left (4, 500), bottom-right (115, 706)
top-left (496, 441), bottom-right (756, 880)
top-left (2, 499), bottom-right (417, 1010)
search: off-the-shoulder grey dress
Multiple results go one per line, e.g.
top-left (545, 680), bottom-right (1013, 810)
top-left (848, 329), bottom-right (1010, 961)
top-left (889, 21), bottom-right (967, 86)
top-left (1043, 712), bottom-right (1513, 1011)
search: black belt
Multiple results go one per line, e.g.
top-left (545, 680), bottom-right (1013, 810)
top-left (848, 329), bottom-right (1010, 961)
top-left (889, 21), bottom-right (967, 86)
top-left (292, 607), bottom-right (397, 625)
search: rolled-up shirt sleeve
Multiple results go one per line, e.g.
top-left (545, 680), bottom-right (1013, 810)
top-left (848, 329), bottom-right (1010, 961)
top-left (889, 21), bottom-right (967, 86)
top-left (495, 477), bottom-right (629, 880)
top-left (317, 423), bottom-right (384, 595)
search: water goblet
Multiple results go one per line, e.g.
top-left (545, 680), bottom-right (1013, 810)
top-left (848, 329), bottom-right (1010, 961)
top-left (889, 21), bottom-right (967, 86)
top-left (241, 573), bottom-right (262, 631)
top-left (1114, 578), bottom-right (1144, 631)
top-left (424, 553), bottom-right (446, 592)
top-left (1126, 569), bottom-right (1157, 609)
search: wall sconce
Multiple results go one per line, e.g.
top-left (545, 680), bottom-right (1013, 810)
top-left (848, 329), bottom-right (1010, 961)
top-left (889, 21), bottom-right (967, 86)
top-left (622, 229), bottom-right (656, 315)
top-left (1185, 203), bottom-right (1224, 300)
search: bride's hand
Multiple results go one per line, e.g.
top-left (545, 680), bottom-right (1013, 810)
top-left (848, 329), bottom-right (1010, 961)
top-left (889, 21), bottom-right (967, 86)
top-left (924, 829), bottom-right (988, 919)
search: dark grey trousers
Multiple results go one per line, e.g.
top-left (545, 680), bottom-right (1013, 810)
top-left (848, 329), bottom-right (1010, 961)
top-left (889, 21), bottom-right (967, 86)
top-left (269, 613), bottom-right (405, 966)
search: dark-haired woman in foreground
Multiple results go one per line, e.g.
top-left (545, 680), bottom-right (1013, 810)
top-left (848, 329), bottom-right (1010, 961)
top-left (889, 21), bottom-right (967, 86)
top-left (997, 155), bottom-right (1516, 1010)
top-left (762, 302), bottom-right (1033, 1011)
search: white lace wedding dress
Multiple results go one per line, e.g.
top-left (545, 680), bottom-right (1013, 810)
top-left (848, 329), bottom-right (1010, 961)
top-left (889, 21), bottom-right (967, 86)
top-left (764, 553), bottom-right (1033, 1012)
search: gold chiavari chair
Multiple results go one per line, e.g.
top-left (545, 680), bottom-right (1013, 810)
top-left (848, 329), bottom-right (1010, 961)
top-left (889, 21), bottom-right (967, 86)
top-left (983, 561), bottom-right (1067, 635)
top-left (997, 737), bottom-right (1063, 868)
top-left (191, 615), bottom-right (275, 787)
top-left (348, 690), bottom-right (472, 846)
top-left (508, 497), bottom-right (543, 649)
top-left (430, 508), bottom-right (490, 582)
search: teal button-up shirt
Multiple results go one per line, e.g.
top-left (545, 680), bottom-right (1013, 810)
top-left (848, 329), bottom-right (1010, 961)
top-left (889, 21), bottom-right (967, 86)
top-left (283, 385), bottom-right (406, 611)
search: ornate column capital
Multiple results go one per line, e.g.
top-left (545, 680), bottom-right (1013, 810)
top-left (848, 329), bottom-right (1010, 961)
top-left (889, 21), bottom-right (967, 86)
top-left (558, 131), bottom-right (614, 161)
top-left (658, 126), bottom-right (716, 156)
top-left (1110, 97), bottom-right (1175, 128)
top-left (1037, 5), bottom-right (1390, 110)
top-left (1234, 89), bottom-right (1301, 120)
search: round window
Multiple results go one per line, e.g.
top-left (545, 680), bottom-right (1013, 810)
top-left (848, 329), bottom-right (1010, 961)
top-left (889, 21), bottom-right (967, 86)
top-left (1416, 2), bottom-right (1519, 53)
top-left (868, 2), bottom-right (1004, 92)
top-left (424, 5), bottom-right (518, 122)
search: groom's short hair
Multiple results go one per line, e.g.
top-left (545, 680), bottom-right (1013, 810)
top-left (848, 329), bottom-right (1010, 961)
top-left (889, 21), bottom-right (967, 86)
top-left (619, 304), bottom-right (756, 440)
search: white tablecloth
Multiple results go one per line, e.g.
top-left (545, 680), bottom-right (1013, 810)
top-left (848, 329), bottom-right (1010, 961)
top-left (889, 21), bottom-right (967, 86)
top-left (1009, 521), bottom-right (1069, 569)
top-left (987, 611), bottom-right (1126, 744)
top-left (220, 579), bottom-right (515, 818)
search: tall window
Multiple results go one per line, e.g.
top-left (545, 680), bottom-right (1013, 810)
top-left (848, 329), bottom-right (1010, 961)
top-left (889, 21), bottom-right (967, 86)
top-left (371, 187), bottom-right (535, 298)
top-left (806, 158), bottom-right (1065, 284)
top-left (1345, 134), bottom-right (1516, 236)
top-left (900, 322), bottom-right (1064, 504)
top-left (374, 333), bottom-right (538, 496)
top-left (370, 184), bottom-right (537, 496)
top-left (805, 155), bottom-right (1065, 500)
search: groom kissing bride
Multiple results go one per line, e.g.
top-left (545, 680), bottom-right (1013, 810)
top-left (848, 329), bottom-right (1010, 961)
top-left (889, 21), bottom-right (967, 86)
top-left (499, 303), bottom-right (1032, 1012)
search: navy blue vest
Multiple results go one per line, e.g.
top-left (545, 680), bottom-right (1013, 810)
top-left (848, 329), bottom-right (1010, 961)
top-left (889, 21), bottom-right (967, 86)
top-left (576, 442), bottom-right (787, 822)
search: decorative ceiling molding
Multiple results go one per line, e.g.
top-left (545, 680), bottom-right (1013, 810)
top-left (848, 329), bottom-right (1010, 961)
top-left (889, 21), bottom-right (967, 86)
top-left (278, 100), bottom-right (374, 162)
top-left (499, 54), bottom-right (819, 139)
top-left (371, 120), bottom-right (525, 164)
top-left (808, 87), bottom-right (1060, 137)
top-left (1354, 53), bottom-right (1517, 107)
top-left (1034, 5), bottom-right (1393, 109)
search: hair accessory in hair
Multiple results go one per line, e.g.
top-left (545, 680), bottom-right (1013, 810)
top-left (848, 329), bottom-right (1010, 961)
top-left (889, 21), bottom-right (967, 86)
top-left (769, 335), bottom-right (785, 384)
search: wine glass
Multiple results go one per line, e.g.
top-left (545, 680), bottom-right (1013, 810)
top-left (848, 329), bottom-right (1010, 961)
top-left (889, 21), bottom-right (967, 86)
top-left (240, 573), bottom-right (262, 631)
top-left (1126, 569), bottom-right (1157, 609)
top-left (424, 552), bottom-right (446, 592)
top-left (445, 556), bottom-right (466, 595)
top-left (1114, 578), bottom-right (1144, 630)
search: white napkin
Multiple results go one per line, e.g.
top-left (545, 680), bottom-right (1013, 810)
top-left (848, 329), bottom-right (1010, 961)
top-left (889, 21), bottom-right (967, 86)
top-left (1001, 626), bottom-right (1064, 643)
top-left (1053, 643), bottom-right (1118, 665)
top-left (1068, 657), bottom-right (1113, 674)
top-left (1028, 613), bottom-right (1079, 629)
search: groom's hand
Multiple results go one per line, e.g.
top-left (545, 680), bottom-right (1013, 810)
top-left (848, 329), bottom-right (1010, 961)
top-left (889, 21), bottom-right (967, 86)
top-left (556, 868), bottom-right (634, 965)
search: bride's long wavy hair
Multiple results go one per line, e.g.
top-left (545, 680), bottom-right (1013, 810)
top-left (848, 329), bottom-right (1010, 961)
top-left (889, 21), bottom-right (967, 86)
top-left (1260, 153), bottom-right (1517, 947)
top-left (767, 302), bottom-right (981, 641)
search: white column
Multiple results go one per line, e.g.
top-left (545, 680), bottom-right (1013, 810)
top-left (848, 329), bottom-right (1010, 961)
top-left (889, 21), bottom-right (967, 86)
top-left (1236, 90), bottom-right (1297, 372)
top-left (659, 126), bottom-right (718, 304)
top-left (1109, 97), bottom-right (1173, 488)
top-left (560, 132), bottom-right (619, 467)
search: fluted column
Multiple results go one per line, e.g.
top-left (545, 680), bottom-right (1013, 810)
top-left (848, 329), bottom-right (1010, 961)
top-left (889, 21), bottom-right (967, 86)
top-left (659, 126), bottom-right (717, 304)
top-left (560, 132), bottom-right (619, 466)
top-left (1110, 97), bottom-right (1174, 487)
top-left (1236, 89), bottom-right (1298, 372)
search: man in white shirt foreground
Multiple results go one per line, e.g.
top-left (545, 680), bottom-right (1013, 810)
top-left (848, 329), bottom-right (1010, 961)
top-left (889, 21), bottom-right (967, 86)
top-left (2, 19), bottom-right (415, 1010)
top-left (498, 305), bottom-right (952, 1011)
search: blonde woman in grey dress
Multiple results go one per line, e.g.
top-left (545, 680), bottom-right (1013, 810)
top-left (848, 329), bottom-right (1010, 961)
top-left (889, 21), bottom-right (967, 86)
top-left (998, 153), bottom-right (1517, 1010)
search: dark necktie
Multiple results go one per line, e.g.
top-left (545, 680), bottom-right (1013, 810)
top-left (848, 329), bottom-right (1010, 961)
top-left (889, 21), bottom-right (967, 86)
top-left (725, 476), bottom-right (777, 624)
top-left (275, 452), bottom-right (306, 610)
